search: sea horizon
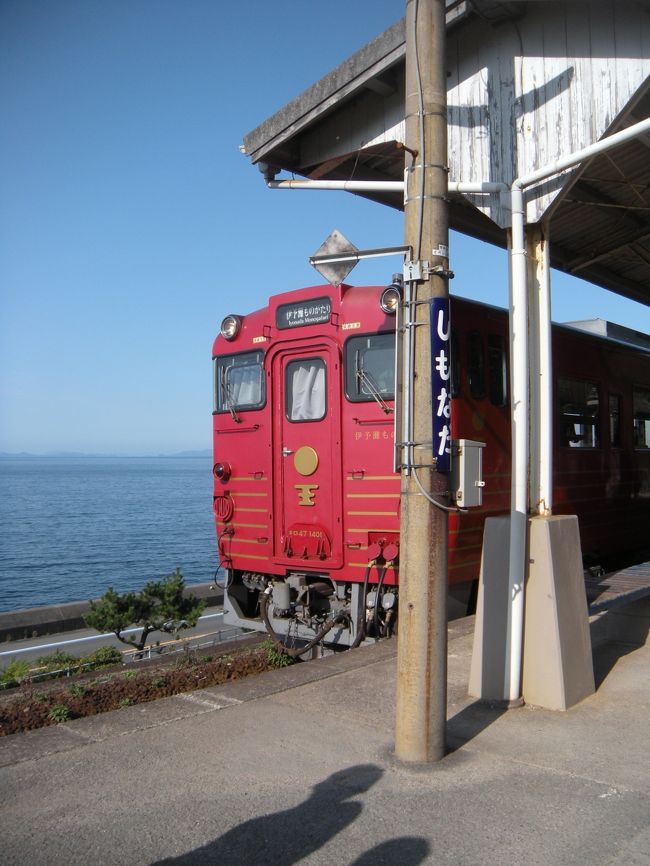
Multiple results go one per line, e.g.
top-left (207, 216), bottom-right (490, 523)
top-left (0, 449), bottom-right (212, 459)
top-left (0, 455), bottom-right (220, 612)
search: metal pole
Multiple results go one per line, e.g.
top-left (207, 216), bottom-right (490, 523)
top-left (527, 226), bottom-right (552, 516)
top-left (395, 0), bottom-right (449, 763)
top-left (504, 188), bottom-right (528, 704)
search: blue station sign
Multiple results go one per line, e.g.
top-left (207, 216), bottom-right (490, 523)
top-left (430, 297), bottom-right (452, 472)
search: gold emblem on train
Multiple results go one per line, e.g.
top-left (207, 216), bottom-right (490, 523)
top-left (293, 446), bottom-right (319, 476)
top-left (295, 484), bottom-right (319, 506)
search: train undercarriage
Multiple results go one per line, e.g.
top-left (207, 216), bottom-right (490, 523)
top-left (223, 565), bottom-right (398, 658)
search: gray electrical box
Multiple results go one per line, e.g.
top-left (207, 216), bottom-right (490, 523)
top-left (450, 439), bottom-right (486, 508)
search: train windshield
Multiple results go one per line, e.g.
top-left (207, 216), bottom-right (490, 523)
top-left (345, 333), bottom-right (395, 409)
top-left (214, 351), bottom-right (264, 417)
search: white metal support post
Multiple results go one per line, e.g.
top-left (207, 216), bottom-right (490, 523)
top-left (527, 227), bottom-right (552, 515)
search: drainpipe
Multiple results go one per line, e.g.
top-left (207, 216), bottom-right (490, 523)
top-left (504, 112), bottom-right (650, 703)
top-left (268, 178), bottom-right (510, 195)
top-left (267, 179), bottom-right (404, 192)
top-left (533, 231), bottom-right (552, 515)
top-left (504, 183), bottom-right (528, 703)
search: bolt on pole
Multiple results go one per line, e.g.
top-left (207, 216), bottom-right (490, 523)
top-left (395, 0), bottom-right (449, 763)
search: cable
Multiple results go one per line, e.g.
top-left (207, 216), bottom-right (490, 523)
top-left (412, 464), bottom-right (468, 514)
top-left (212, 530), bottom-right (234, 589)
top-left (373, 563), bottom-right (387, 639)
top-left (350, 560), bottom-right (375, 649)
top-left (259, 590), bottom-right (345, 660)
top-left (212, 565), bottom-right (232, 591)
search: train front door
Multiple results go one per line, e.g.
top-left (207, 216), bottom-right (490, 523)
top-left (271, 343), bottom-right (343, 569)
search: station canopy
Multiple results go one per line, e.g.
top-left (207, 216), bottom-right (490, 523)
top-left (242, 1), bottom-right (650, 309)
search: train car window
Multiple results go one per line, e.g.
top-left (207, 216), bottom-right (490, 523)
top-left (559, 377), bottom-right (600, 447)
top-left (488, 334), bottom-right (507, 406)
top-left (609, 395), bottom-right (621, 448)
top-left (345, 333), bottom-right (395, 404)
top-left (286, 358), bottom-right (326, 422)
top-left (467, 332), bottom-right (485, 400)
top-left (450, 330), bottom-right (460, 397)
top-left (633, 387), bottom-right (650, 448)
top-left (214, 351), bottom-right (264, 416)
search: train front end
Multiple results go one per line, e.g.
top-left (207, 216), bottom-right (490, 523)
top-left (212, 283), bottom-right (401, 655)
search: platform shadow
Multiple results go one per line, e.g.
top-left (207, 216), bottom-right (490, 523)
top-left (151, 763), bottom-right (396, 866)
top-left (446, 699), bottom-right (507, 752)
top-left (349, 836), bottom-right (430, 865)
top-left (592, 633), bottom-right (649, 689)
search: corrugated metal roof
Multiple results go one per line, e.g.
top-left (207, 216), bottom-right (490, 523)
top-left (548, 85), bottom-right (650, 306)
top-left (563, 319), bottom-right (650, 351)
top-left (242, 2), bottom-right (650, 310)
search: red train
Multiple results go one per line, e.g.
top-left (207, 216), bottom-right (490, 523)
top-left (212, 283), bottom-right (650, 653)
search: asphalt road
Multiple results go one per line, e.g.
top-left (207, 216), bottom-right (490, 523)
top-left (0, 606), bottom-right (251, 666)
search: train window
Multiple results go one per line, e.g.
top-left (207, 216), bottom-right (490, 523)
top-left (488, 334), bottom-right (507, 406)
top-left (450, 330), bottom-right (460, 397)
top-left (609, 395), bottom-right (621, 448)
top-left (467, 332), bottom-right (485, 399)
top-left (559, 377), bottom-right (600, 447)
top-left (345, 333), bottom-right (395, 405)
top-left (633, 387), bottom-right (650, 448)
top-left (286, 358), bottom-right (326, 422)
top-left (214, 351), bottom-right (264, 416)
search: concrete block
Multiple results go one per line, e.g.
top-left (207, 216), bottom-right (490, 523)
top-left (470, 515), bottom-right (595, 710)
top-left (522, 515), bottom-right (595, 710)
top-left (468, 516), bottom-right (511, 700)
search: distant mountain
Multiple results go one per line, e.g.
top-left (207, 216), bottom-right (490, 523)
top-left (0, 449), bottom-right (212, 459)
top-left (163, 449), bottom-right (212, 458)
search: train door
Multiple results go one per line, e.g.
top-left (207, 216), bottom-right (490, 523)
top-left (271, 342), bottom-right (343, 569)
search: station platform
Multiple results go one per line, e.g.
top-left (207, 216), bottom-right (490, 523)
top-left (0, 597), bottom-right (648, 866)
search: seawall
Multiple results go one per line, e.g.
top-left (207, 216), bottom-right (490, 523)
top-left (0, 582), bottom-right (224, 643)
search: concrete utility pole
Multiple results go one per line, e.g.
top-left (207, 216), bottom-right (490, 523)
top-left (395, 0), bottom-right (449, 763)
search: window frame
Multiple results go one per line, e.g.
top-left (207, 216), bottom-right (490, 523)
top-left (213, 350), bottom-right (266, 415)
top-left (633, 385), bottom-right (650, 449)
top-left (467, 331), bottom-right (486, 400)
top-left (285, 356), bottom-right (328, 423)
top-left (608, 393), bottom-right (622, 449)
top-left (487, 333), bottom-right (508, 407)
top-left (344, 331), bottom-right (396, 404)
top-left (558, 376), bottom-right (601, 449)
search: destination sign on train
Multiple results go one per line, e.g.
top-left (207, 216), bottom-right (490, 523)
top-left (276, 298), bottom-right (331, 329)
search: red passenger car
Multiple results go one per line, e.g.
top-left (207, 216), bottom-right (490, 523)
top-left (212, 283), bottom-right (650, 654)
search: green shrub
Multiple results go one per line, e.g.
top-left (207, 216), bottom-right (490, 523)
top-left (33, 649), bottom-right (79, 672)
top-left (81, 646), bottom-right (122, 670)
top-left (0, 658), bottom-right (31, 686)
top-left (259, 638), bottom-right (294, 668)
top-left (84, 570), bottom-right (206, 651)
top-left (118, 697), bottom-right (133, 708)
top-left (47, 704), bottom-right (71, 723)
top-left (68, 683), bottom-right (86, 697)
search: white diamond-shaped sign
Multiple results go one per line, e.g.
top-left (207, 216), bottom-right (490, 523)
top-left (310, 229), bottom-right (359, 287)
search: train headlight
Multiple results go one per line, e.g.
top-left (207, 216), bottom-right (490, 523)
top-left (380, 277), bottom-right (402, 314)
top-left (220, 315), bottom-right (241, 341)
top-left (213, 462), bottom-right (232, 482)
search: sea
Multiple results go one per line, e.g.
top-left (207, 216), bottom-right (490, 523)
top-left (0, 456), bottom-right (221, 612)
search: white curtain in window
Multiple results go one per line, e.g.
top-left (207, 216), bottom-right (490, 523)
top-left (289, 361), bottom-right (325, 420)
top-left (229, 366), bottom-right (260, 406)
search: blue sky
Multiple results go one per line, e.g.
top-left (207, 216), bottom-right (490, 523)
top-left (1, 0), bottom-right (648, 454)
